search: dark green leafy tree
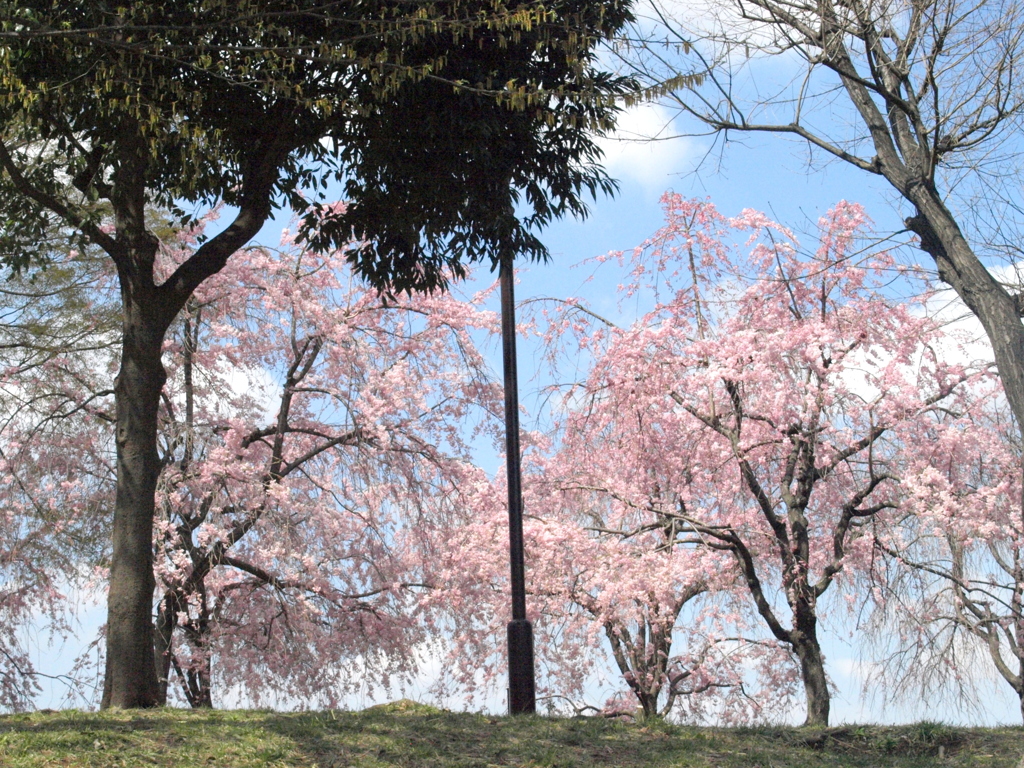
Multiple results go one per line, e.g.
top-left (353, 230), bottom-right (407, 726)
top-left (0, 0), bottom-right (634, 708)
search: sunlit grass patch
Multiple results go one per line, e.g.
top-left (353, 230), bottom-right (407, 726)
top-left (0, 705), bottom-right (1021, 767)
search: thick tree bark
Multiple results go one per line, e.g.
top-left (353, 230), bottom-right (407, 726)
top-left (790, 626), bottom-right (829, 727)
top-left (102, 295), bottom-right (167, 708)
top-left (904, 186), bottom-right (1024, 435)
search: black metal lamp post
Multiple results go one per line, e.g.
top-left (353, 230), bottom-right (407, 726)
top-left (499, 250), bottom-right (536, 714)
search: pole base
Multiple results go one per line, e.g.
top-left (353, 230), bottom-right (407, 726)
top-left (507, 619), bottom-right (536, 714)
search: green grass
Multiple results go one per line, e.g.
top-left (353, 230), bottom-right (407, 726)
top-left (0, 701), bottom-right (1020, 767)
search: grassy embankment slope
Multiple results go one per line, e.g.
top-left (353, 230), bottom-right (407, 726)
top-left (0, 700), bottom-right (1021, 767)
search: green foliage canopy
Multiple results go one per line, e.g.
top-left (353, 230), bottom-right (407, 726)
top-left (0, 0), bottom-right (634, 291)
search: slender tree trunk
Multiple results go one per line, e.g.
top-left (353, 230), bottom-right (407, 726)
top-left (195, 663), bottom-right (213, 709)
top-left (154, 592), bottom-right (180, 705)
top-left (186, 662), bottom-right (214, 708)
top-left (604, 621), bottom-right (665, 719)
top-left (179, 637), bottom-right (214, 708)
top-left (102, 294), bottom-right (166, 708)
top-left (93, 116), bottom-right (287, 708)
top-left (190, 582), bottom-right (214, 708)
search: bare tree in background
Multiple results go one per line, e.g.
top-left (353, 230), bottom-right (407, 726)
top-left (622, 0), bottom-right (1024, 431)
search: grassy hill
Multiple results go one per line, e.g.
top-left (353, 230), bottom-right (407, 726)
top-left (0, 700), bottom-right (1021, 767)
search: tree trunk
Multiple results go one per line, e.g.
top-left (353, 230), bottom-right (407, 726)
top-left (791, 594), bottom-right (830, 727)
top-left (792, 632), bottom-right (830, 727)
top-left (155, 587), bottom-right (216, 708)
top-left (101, 298), bottom-right (166, 708)
top-left (603, 620), bottom-right (667, 719)
top-left (796, 594), bottom-right (829, 724)
top-left (154, 592), bottom-right (180, 705)
top-left (186, 664), bottom-right (214, 709)
top-left (189, 581), bottom-right (214, 708)
top-left (636, 691), bottom-right (659, 720)
top-left (905, 186), bottom-right (1024, 435)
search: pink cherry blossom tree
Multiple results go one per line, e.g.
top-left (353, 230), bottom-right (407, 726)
top-left (1, 210), bottom-right (504, 709)
top-left (426, 453), bottom-right (796, 722)
top-left (507, 196), bottom-right (983, 726)
top-left (143, 219), bottom-right (502, 707)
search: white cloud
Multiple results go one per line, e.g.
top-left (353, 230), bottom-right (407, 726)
top-left (641, 0), bottom-right (758, 39)
top-left (915, 284), bottom-right (998, 370)
top-left (597, 103), bottom-right (699, 192)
